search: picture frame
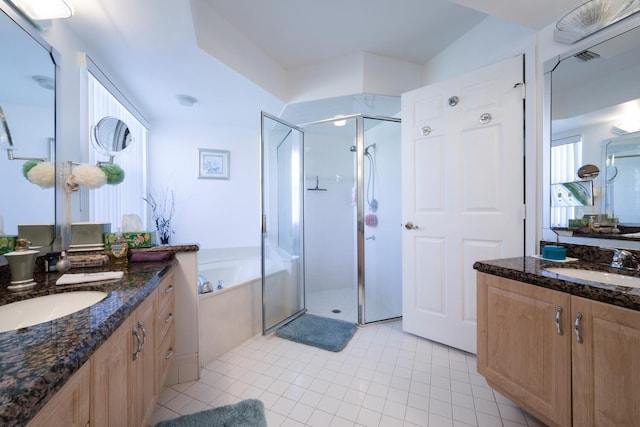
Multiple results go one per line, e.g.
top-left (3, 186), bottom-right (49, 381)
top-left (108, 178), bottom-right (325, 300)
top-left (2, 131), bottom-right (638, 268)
top-left (198, 148), bottom-right (230, 179)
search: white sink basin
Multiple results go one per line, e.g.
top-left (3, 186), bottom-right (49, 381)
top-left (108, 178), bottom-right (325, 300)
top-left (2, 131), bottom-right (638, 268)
top-left (544, 267), bottom-right (640, 289)
top-left (0, 291), bottom-right (108, 333)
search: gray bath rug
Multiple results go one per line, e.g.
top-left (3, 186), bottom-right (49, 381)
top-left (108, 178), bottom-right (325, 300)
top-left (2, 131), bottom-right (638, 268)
top-left (155, 399), bottom-right (266, 427)
top-left (275, 313), bottom-right (357, 352)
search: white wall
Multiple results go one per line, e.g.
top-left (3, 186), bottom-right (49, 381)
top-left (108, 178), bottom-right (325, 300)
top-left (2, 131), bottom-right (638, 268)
top-left (148, 118), bottom-right (281, 249)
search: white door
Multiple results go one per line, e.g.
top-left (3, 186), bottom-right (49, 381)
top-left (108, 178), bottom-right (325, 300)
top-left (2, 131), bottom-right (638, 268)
top-left (401, 56), bottom-right (525, 354)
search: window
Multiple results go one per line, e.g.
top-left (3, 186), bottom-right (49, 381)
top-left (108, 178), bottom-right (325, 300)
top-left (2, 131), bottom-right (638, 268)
top-left (86, 65), bottom-right (148, 231)
top-left (551, 135), bottom-right (582, 227)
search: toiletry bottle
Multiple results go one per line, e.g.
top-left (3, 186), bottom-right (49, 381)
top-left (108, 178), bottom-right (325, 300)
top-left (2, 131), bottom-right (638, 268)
top-left (111, 230), bottom-right (128, 264)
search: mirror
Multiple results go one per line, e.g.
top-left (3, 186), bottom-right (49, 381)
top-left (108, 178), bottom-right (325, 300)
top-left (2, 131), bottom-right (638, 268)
top-left (0, 7), bottom-right (56, 247)
top-left (604, 134), bottom-right (640, 226)
top-left (549, 23), bottom-right (640, 239)
top-left (92, 117), bottom-right (132, 157)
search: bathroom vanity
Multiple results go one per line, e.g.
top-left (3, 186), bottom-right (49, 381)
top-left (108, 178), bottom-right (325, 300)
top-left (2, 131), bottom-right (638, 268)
top-left (0, 246), bottom-right (195, 427)
top-left (474, 253), bottom-right (640, 427)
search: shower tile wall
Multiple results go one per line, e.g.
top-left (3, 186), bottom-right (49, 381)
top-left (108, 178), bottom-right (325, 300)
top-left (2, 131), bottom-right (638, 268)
top-left (303, 126), bottom-right (357, 306)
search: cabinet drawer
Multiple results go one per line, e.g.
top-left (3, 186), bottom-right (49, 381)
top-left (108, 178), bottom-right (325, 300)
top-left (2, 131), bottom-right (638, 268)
top-left (156, 293), bottom-right (175, 344)
top-left (156, 324), bottom-right (176, 394)
top-left (157, 271), bottom-right (176, 311)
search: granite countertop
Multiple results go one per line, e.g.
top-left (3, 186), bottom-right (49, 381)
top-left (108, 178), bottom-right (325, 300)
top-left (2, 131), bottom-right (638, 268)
top-left (473, 256), bottom-right (640, 312)
top-left (0, 243), bottom-right (198, 427)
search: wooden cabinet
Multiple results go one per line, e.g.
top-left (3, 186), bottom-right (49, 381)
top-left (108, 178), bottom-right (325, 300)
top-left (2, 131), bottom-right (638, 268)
top-left (156, 269), bottom-right (176, 395)
top-left (91, 315), bottom-right (130, 427)
top-left (572, 296), bottom-right (640, 427)
top-left (478, 272), bottom-right (640, 427)
top-left (477, 273), bottom-right (571, 427)
top-left (28, 361), bottom-right (91, 427)
top-left (129, 292), bottom-right (157, 427)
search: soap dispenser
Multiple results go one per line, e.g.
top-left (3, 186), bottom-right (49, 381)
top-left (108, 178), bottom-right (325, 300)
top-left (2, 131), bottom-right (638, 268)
top-left (4, 239), bottom-right (39, 290)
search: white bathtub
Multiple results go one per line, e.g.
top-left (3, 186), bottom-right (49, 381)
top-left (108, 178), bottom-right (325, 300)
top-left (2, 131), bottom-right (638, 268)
top-left (197, 249), bottom-right (292, 367)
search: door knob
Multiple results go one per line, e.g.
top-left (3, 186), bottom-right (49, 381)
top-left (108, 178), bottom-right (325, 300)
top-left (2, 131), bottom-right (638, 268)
top-left (404, 221), bottom-right (420, 230)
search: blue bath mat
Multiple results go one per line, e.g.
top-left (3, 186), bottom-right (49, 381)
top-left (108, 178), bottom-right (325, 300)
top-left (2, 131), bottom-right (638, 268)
top-left (155, 399), bottom-right (266, 427)
top-left (275, 313), bottom-right (357, 352)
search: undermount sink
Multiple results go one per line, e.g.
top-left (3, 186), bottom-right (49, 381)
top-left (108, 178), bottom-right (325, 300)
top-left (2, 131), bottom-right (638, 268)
top-left (0, 291), bottom-right (107, 333)
top-left (544, 267), bottom-right (640, 289)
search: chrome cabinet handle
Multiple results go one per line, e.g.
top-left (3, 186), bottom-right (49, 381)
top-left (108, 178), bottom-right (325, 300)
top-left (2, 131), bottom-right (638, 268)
top-left (555, 306), bottom-right (563, 335)
top-left (164, 285), bottom-right (174, 294)
top-left (138, 321), bottom-right (147, 351)
top-left (165, 313), bottom-right (174, 324)
top-left (574, 312), bottom-right (583, 344)
top-left (132, 328), bottom-right (142, 361)
top-left (165, 348), bottom-right (174, 360)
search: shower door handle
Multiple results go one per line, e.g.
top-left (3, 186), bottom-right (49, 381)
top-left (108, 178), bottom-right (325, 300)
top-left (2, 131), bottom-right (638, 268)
top-left (404, 221), bottom-right (420, 230)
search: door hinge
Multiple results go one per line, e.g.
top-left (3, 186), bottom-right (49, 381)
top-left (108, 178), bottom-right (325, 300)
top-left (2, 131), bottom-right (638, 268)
top-left (514, 82), bottom-right (525, 99)
top-left (521, 204), bottom-right (527, 220)
top-left (262, 214), bottom-right (267, 234)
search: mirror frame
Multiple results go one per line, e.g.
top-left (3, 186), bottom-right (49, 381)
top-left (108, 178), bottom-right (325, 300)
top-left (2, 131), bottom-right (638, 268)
top-left (542, 18), bottom-right (640, 250)
top-left (92, 116), bottom-right (133, 158)
top-left (0, 3), bottom-right (61, 257)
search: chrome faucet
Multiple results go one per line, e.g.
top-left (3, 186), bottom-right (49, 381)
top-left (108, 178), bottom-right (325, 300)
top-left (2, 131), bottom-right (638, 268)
top-left (611, 249), bottom-right (640, 270)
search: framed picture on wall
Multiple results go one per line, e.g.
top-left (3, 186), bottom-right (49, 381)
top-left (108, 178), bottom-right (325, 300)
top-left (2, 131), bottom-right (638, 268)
top-left (198, 148), bottom-right (230, 179)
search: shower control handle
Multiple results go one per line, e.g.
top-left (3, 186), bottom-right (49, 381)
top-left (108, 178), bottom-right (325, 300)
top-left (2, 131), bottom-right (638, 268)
top-left (404, 221), bottom-right (420, 230)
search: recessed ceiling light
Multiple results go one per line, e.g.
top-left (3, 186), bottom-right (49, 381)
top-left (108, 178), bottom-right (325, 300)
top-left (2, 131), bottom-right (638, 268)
top-left (175, 94), bottom-right (198, 107)
top-left (333, 115), bottom-right (346, 127)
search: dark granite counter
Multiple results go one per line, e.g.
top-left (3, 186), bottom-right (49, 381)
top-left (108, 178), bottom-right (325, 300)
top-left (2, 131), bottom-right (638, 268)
top-left (473, 255), bottom-right (640, 312)
top-left (0, 243), bottom-right (198, 427)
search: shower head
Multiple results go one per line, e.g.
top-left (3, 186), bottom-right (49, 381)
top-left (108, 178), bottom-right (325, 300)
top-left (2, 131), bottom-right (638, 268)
top-left (364, 143), bottom-right (376, 155)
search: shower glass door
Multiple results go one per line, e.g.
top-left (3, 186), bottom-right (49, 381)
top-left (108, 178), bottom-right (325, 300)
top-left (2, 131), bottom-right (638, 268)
top-left (361, 116), bottom-right (402, 323)
top-left (261, 112), bottom-right (305, 334)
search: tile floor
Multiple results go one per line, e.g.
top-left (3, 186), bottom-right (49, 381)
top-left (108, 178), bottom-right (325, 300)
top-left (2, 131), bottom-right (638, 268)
top-left (150, 320), bottom-right (547, 427)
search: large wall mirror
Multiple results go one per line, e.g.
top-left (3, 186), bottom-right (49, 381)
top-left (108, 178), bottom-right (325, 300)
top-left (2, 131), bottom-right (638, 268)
top-left (0, 6), bottom-right (56, 251)
top-left (547, 22), bottom-right (640, 243)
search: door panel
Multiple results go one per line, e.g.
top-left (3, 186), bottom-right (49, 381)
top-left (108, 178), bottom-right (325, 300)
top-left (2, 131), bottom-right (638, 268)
top-left (261, 112), bottom-right (305, 334)
top-left (402, 55), bottom-right (525, 354)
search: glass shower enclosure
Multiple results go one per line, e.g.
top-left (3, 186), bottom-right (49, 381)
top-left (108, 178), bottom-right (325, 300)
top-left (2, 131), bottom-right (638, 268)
top-left (261, 112), bottom-right (401, 332)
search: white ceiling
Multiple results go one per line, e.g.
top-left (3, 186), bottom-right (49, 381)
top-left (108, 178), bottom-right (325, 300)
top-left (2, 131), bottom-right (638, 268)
top-left (55, 0), bottom-right (584, 126)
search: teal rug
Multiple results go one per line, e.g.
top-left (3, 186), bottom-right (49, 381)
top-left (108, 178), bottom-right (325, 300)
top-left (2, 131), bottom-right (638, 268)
top-left (275, 313), bottom-right (357, 352)
top-left (155, 399), bottom-right (266, 427)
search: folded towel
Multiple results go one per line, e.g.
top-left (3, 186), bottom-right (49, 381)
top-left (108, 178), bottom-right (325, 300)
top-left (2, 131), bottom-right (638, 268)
top-left (129, 251), bottom-right (171, 263)
top-left (56, 271), bottom-right (124, 285)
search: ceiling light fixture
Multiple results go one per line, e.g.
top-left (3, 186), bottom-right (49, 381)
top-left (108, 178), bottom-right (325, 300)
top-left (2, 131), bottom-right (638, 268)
top-left (32, 75), bottom-right (54, 90)
top-left (333, 115), bottom-right (346, 127)
top-left (611, 121), bottom-right (640, 134)
top-left (9, 0), bottom-right (74, 20)
top-left (554, 0), bottom-right (639, 44)
top-left (175, 94), bottom-right (198, 107)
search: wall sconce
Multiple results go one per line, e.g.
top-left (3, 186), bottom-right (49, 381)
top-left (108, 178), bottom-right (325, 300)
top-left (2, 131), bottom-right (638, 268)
top-left (8, 0), bottom-right (74, 20)
top-left (554, 0), bottom-right (640, 44)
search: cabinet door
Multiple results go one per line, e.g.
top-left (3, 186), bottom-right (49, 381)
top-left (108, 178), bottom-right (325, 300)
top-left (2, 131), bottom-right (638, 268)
top-left (129, 292), bottom-right (157, 427)
top-left (572, 296), bottom-right (640, 427)
top-left (91, 319), bottom-right (130, 427)
top-left (28, 361), bottom-right (90, 427)
top-left (477, 273), bottom-right (571, 427)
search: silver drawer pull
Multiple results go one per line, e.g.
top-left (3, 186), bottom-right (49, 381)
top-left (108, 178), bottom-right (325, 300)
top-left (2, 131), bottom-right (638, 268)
top-left (138, 321), bottom-right (147, 350)
top-left (132, 328), bottom-right (142, 361)
top-left (574, 312), bottom-right (583, 344)
top-left (555, 306), bottom-right (563, 335)
top-left (164, 285), bottom-right (174, 294)
top-left (165, 348), bottom-right (174, 360)
top-left (165, 313), bottom-right (174, 324)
